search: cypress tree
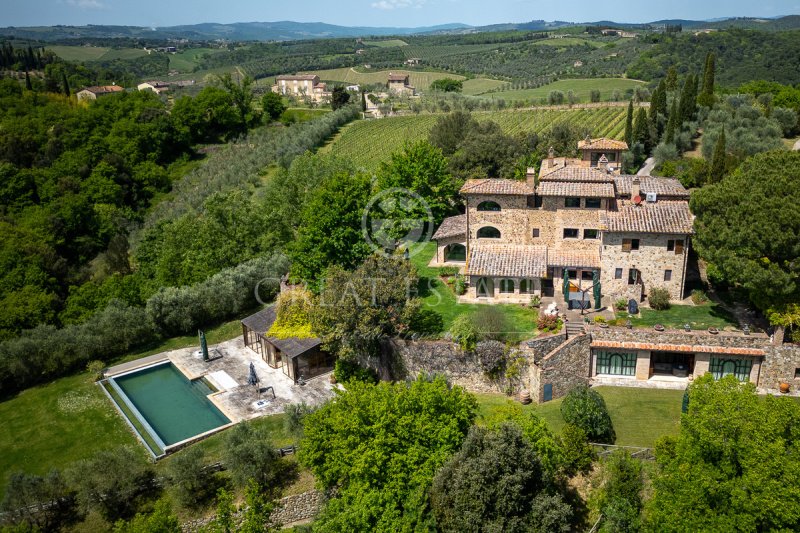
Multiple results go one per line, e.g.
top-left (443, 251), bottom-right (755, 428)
top-left (624, 99), bottom-right (634, 146)
top-left (665, 98), bottom-right (678, 145)
top-left (678, 74), bottom-right (696, 125)
top-left (665, 66), bottom-right (678, 91)
top-left (24, 70), bottom-right (32, 91)
top-left (649, 84), bottom-right (660, 123)
top-left (633, 107), bottom-right (649, 150)
top-left (709, 127), bottom-right (726, 183)
top-left (698, 52), bottom-right (716, 108)
top-left (61, 71), bottom-right (70, 96)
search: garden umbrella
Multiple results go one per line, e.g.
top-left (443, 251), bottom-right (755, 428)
top-left (248, 362), bottom-right (259, 388)
top-left (593, 271), bottom-right (602, 310)
top-left (562, 269), bottom-right (569, 299)
top-left (198, 330), bottom-right (209, 362)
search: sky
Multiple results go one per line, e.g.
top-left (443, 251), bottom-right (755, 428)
top-left (3, 0), bottom-right (799, 28)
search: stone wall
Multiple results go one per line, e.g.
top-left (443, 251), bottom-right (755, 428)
top-left (600, 232), bottom-right (689, 301)
top-left (590, 325), bottom-right (770, 350)
top-left (181, 490), bottom-right (324, 532)
top-left (759, 344), bottom-right (800, 393)
top-left (530, 334), bottom-right (592, 403)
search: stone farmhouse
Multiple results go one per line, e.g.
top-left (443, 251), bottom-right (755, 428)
top-left (76, 84), bottom-right (125, 101)
top-left (387, 73), bottom-right (415, 96)
top-left (137, 81), bottom-right (171, 94)
top-left (433, 138), bottom-right (694, 308)
top-left (272, 74), bottom-right (331, 103)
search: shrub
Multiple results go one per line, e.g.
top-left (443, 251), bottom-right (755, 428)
top-left (439, 266), bottom-right (459, 277)
top-left (529, 294), bottom-right (541, 308)
top-left (450, 314), bottom-right (480, 351)
top-left (590, 89), bottom-right (601, 103)
top-left (284, 402), bottom-right (317, 438)
top-left (560, 384), bottom-right (615, 444)
top-left (87, 360), bottom-right (106, 382)
top-left (537, 312), bottom-right (561, 333)
top-left (166, 447), bottom-right (216, 509)
top-left (690, 289), bottom-right (709, 305)
top-left (593, 316), bottom-right (607, 324)
top-left (614, 299), bottom-right (627, 311)
top-left (475, 340), bottom-right (506, 376)
top-left (223, 422), bottom-right (281, 490)
top-left (597, 451), bottom-right (643, 533)
top-left (558, 424), bottom-right (596, 477)
top-left (333, 359), bottom-right (378, 384)
top-left (648, 287), bottom-right (671, 310)
top-left (472, 306), bottom-right (510, 342)
top-left (453, 275), bottom-right (466, 296)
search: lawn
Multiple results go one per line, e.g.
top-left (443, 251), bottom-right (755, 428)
top-left (486, 78), bottom-right (646, 103)
top-left (0, 316), bottom-right (247, 498)
top-left (410, 242), bottom-right (538, 341)
top-left (48, 45), bottom-right (109, 62)
top-left (475, 386), bottom-right (684, 447)
top-left (299, 67), bottom-right (465, 90)
top-left (626, 303), bottom-right (738, 331)
top-left (462, 77), bottom-right (508, 96)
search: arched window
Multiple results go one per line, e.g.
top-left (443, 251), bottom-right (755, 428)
top-left (721, 360), bottom-right (736, 378)
top-left (477, 226), bottom-right (501, 239)
top-left (444, 243), bottom-right (466, 262)
top-left (500, 279), bottom-right (515, 293)
top-left (476, 277), bottom-right (494, 297)
top-left (609, 354), bottom-right (623, 375)
top-left (520, 279), bottom-right (534, 294)
top-left (477, 201), bottom-right (501, 212)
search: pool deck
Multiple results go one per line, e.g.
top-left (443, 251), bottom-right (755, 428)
top-left (112, 337), bottom-right (337, 424)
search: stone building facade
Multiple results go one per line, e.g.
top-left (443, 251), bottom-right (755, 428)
top-left (273, 74), bottom-right (331, 103)
top-left (432, 138), bottom-right (694, 305)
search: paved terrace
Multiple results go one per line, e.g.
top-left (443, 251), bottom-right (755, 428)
top-left (109, 337), bottom-right (337, 423)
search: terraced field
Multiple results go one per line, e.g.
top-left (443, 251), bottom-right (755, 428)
top-left (324, 105), bottom-right (627, 170)
top-left (299, 67), bottom-right (465, 90)
top-left (484, 78), bottom-right (647, 102)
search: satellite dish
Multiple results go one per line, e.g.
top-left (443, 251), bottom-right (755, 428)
top-left (633, 195), bottom-right (643, 205)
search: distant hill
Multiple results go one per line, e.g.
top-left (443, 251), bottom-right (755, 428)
top-left (1, 15), bottom-right (798, 43)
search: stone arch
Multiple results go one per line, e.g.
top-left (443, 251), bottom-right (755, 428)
top-left (477, 201), bottom-right (501, 212)
top-left (444, 243), bottom-right (466, 262)
top-left (477, 226), bottom-right (501, 239)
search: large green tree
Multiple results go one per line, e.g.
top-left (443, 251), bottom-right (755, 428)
top-left (430, 423), bottom-right (572, 533)
top-left (560, 384), bottom-right (615, 444)
top-left (299, 375), bottom-right (477, 532)
top-left (261, 91), bottom-right (287, 121)
top-left (691, 151), bottom-right (800, 311)
top-left (646, 374), bottom-right (800, 531)
top-left (697, 52), bottom-right (717, 108)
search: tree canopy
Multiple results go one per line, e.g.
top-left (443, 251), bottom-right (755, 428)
top-left (691, 150), bottom-right (800, 312)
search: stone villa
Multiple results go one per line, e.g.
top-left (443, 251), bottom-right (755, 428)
top-left (433, 137), bottom-right (694, 308)
top-left (387, 73), bottom-right (415, 96)
top-left (272, 74), bottom-right (331, 103)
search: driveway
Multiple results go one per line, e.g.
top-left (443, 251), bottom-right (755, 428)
top-left (637, 157), bottom-right (656, 176)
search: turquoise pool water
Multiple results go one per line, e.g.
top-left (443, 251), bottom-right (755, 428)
top-left (112, 362), bottom-right (230, 447)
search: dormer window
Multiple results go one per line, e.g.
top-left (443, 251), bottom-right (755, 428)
top-left (477, 201), bottom-right (501, 212)
top-left (565, 197), bottom-right (581, 208)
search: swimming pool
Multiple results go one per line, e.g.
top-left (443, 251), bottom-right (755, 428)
top-left (107, 362), bottom-right (231, 455)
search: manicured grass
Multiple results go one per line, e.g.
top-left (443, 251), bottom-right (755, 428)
top-left (48, 45), bottom-right (109, 61)
top-left (475, 386), bottom-right (684, 447)
top-left (626, 303), bottom-right (738, 331)
top-left (0, 316), bottom-right (247, 498)
top-left (299, 67), bottom-right (465, 90)
top-left (486, 78), bottom-right (646, 103)
top-left (461, 77), bottom-right (508, 96)
top-left (363, 39), bottom-right (408, 47)
top-left (410, 242), bottom-right (538, 341)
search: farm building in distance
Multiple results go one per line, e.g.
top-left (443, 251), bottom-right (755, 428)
top-left (433, 137), bottom-right (694, 306)
top-left (387, 73), bottom-right (415, 96)
top-left (76, 85), bottom-right (125, 101)
top-left (272, 74), bottom-right (332, 103)
top-left (137, 81), bottom-right (170, 94)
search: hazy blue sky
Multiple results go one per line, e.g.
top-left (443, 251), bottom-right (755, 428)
top-left (4, 0), bottom-right (799, 28)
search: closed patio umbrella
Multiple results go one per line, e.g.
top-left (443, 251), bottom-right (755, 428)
top-left (247, 362), bottom-right (259, 388)
top-left (562, 269), bottom-right (569, 300)
top-left (593, 271), bottom-right (602, 310)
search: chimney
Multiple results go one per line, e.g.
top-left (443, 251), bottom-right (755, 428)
top-left (631, 176), bottom-right (641, 200)
top-left (526, 167), bottom-right (537, 189)
top-left (548, 146), bottom-right (555, 168)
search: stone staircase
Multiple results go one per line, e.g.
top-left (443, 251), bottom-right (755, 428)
top-left (565, 322), bottom-right (586, 338)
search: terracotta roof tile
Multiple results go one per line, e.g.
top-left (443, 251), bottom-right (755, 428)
top-left (539, 167), bottom-right (615, 183)
top-left (602, 200), bottom-right (694, 234)
top-left (591, 340), bottom-right (765, 356)
top-left (468, 244), bottom-right (548, 278)
top-left (613, 176), bottom-right (689, 199)
top-left (460, 179), bottom-right (533, 196)
top-left (577, 137), bottom-right (629, 151)
top-left (277, 74), bottom-right (319, 81)
top-left (432, 214), bottom-right (466, 240)
top-left (548, 249), bottom-right (601, 268)
top-left (388, 73), bottom-right (409, 82)
top-left (84, 85), bottom-right (124, 94)
top-left (537, 181), bottom-right (615, 198)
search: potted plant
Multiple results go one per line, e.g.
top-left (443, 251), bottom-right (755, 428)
top-left (708, 327), bottom-right (719, 335)
top-left (780, 382), bottom-right (790, 394)
top-left (654, 324), bottom-right (665, 332)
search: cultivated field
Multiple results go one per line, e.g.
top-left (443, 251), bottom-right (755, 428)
top-left (482, 77), bottom-right (647, 102)
top-left (363, 39), bottom-right (408, 47)
top-left (324, 105), bottom-right (628, 170)
top-left (48, 45), bottom-right (110, 61)
top-left (532, 37), bottom-right (604, 48)
top-left (401, 43), bottom-right (514, 60)
top-left (168, 47), bottom-right (222, 72)
top-left (299, 67), bottom-right (465, 90)
top-left (462, 77), bottom-right (508, 95)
